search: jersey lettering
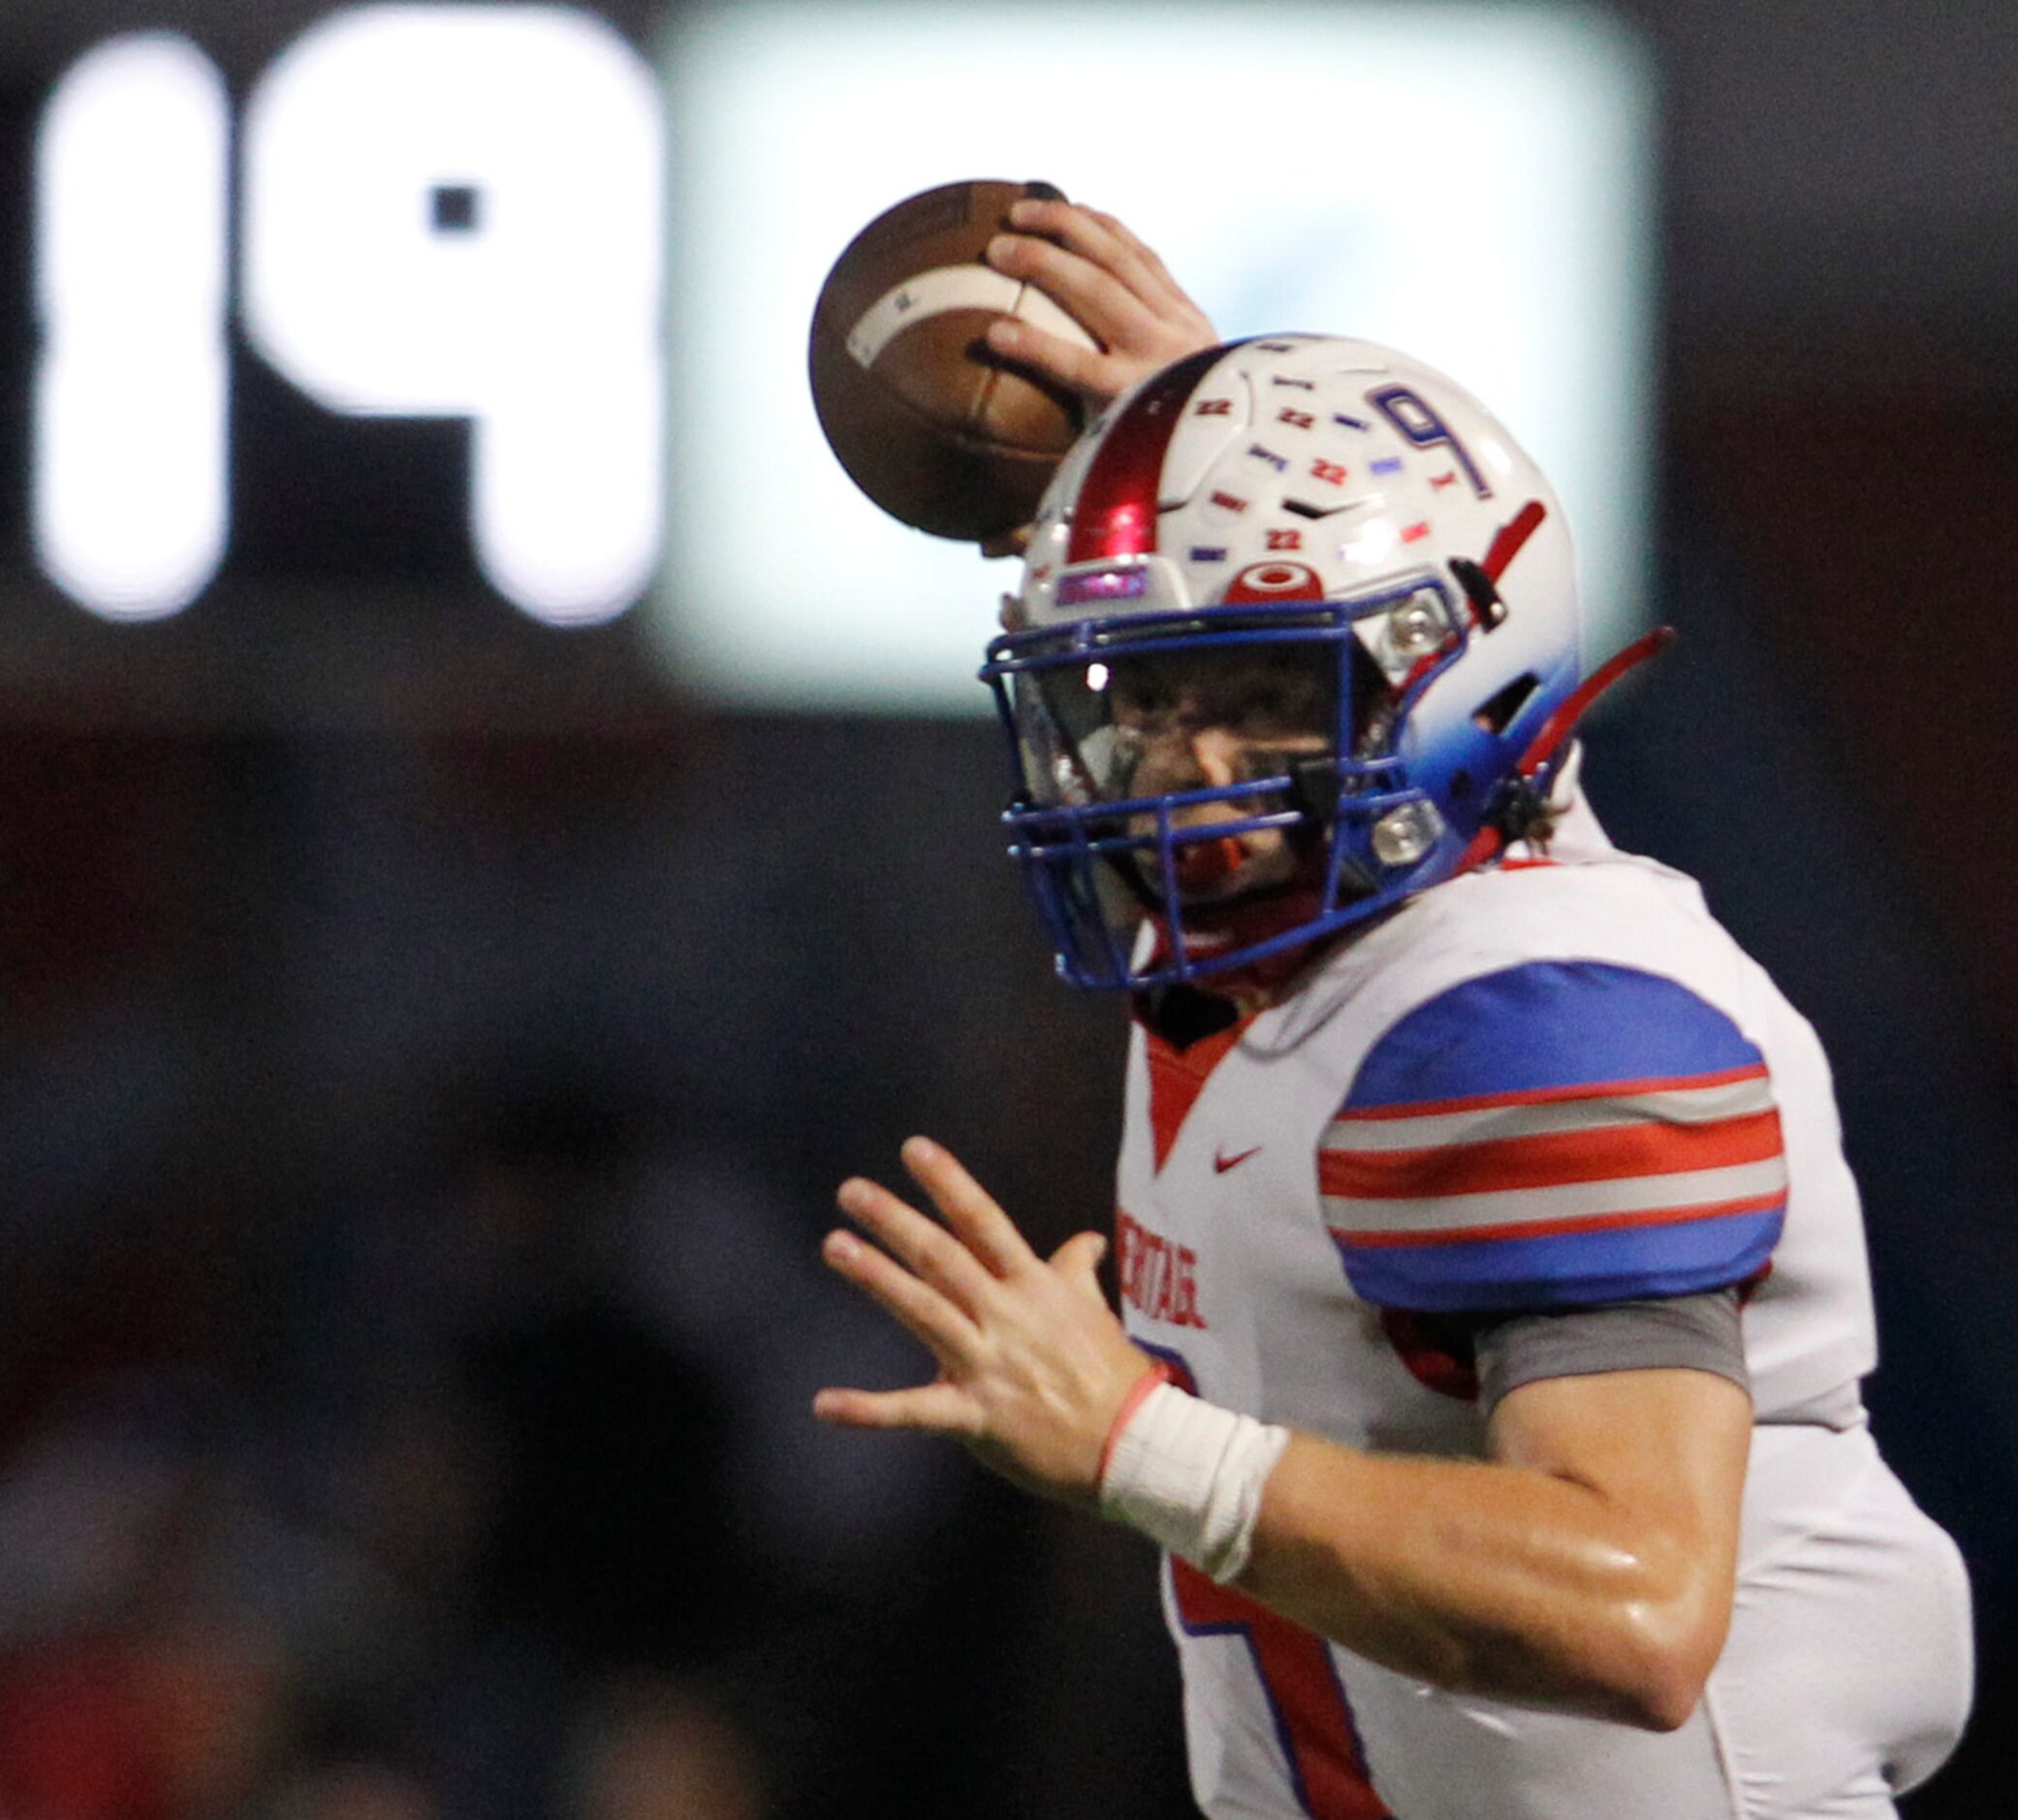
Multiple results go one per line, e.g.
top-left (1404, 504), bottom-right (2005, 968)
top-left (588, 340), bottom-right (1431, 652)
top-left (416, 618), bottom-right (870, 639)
top-left (1117, 1208), bottom-right (1208, 1329)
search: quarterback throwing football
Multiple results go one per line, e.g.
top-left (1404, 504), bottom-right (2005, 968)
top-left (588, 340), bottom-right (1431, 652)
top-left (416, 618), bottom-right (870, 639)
top-left (815, 202), bottom-right (1971, 1819)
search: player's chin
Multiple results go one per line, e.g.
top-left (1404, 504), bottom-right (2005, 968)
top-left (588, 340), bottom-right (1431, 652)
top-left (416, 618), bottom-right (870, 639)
top-left (1171, 884), bottom-right (1331, 995)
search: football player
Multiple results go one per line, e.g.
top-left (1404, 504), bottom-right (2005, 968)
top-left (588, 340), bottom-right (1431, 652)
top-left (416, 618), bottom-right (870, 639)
top-left (815, 206), bottom-right (1971, 1818)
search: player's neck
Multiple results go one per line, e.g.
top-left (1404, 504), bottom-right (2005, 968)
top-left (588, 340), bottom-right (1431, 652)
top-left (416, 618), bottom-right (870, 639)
top-left (1133, 981), bottom-right (1245, 1049)
top-left (1133, 942), bottom-right (1321, 1044)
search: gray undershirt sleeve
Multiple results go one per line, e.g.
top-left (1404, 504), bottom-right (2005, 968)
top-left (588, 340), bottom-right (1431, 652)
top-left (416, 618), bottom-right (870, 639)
top-left (1473, 1286), bottom-right (1750, 1420)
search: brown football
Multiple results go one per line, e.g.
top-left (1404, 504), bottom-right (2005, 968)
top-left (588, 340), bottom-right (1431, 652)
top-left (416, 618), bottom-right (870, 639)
top-left (808, 178), bottom-right (1093, 541)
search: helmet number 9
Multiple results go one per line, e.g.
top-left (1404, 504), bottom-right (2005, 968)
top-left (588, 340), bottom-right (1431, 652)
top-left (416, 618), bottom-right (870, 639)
top-left (1368, 385), bottom-right (1492, 500)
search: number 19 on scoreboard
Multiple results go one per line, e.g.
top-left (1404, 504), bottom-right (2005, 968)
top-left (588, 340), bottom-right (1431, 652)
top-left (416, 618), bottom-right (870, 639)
top-left (34, 5), bottom-right (664, 625)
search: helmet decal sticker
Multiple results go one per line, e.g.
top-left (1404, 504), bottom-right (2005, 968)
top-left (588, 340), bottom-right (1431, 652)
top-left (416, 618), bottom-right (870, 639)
top-left (1369, 383), bottom-right (1493, 499)
top-left (1056, 568), bottom-right (1151, 608)
top-left (1224, 562), bottom-right (1325, 604)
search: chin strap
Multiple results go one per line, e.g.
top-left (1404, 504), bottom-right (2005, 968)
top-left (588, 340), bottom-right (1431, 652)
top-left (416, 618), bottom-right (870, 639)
top-left (1458, 625), bottom-right (1678, 873)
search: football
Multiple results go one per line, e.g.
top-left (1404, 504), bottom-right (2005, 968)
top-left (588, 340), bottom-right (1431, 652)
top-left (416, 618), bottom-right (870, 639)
top-left (808, 177), bottom-right (1096, 542)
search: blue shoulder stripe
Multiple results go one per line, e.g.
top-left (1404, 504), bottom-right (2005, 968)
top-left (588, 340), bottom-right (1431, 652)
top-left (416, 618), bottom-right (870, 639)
top-left (1333, 1206), bottom-right (1782, 1312)
top-left (1344, 962), bottom-right (1762, 1111)
top-left (1329, 961), bottom-right (1783, 1310)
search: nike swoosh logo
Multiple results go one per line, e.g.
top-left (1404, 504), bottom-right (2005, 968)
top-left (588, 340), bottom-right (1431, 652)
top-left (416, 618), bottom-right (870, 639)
top-left (1214, 1145), bottom-right (1263, 1174)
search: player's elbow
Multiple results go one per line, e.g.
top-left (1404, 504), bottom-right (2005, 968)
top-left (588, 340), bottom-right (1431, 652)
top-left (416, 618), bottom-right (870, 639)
top-left (1602, 1579), bottom-right (1731, 1732)
top-left (1612, 1654), bottom-right (1708, 1734)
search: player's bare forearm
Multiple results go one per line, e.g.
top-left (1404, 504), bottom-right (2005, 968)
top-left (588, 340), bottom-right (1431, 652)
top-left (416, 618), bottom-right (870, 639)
top-left (814, 1142), bottom-right (1748, 1732)
top-left (1237, 1369), bottom-right (1750, 1730)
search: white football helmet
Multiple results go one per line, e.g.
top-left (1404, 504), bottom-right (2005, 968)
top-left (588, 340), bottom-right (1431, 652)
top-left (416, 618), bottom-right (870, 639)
top-left (982, 333), bottom-right (1613, 992)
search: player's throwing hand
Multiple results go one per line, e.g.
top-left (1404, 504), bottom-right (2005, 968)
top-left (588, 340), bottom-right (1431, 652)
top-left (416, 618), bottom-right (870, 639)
top-left (983, 199), bottom-right (1218, 415)
top-left (812, 1136), bottom-right (1152, 1507)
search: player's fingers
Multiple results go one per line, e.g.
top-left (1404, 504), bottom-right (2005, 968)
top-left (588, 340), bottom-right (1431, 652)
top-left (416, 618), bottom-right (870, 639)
top-left (1002, 201), bottom-right (1214, 346)
top-left (984, 317), bottom-right (1117, 400)
top-left (811, 1379), bottom-right (982, 1437)
top-left (1003, 200), bottom-right (1167, 309)
top-left (1002, 197), bottom-right (1118, 258)
top-left (1079, 206), bottom-right (1207, 317)
top-left (836, 1175), bottom-right (1000, 1312)
top-left (986, 231), bottom-right (1146, 346)
top-left (1001, 197), bottom-right (1214, 324)
top-left (1049, 1230), bottom-right (1111, 1307)
top-left (900, 1137), bottom-right (1036, 1278)
top-left (821, 1225), bottom-right (977, 1362)
top-left (987, 235), bottom-right (1215, 408)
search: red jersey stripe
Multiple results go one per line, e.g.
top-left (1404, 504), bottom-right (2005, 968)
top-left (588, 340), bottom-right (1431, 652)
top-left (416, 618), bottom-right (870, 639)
top-left (1318, 1109), bottom-right (1785, 1200)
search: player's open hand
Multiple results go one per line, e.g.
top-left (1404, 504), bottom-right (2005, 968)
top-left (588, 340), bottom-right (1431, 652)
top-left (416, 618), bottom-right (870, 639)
top-left (983, 199), bottom-right (1218, 416)
top-left (813, 1136), bottom-right (1151, 1506)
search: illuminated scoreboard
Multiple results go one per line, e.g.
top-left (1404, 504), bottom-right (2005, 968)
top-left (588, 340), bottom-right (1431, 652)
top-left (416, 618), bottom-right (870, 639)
top-left (19, 4), bottom-right (660, 627)
top-left (0, 2), bottom-right (1654, 714)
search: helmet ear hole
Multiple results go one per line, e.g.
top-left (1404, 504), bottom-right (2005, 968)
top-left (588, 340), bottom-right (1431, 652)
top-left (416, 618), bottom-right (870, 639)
top-left (1473, 673), bottom-right (1540, 736)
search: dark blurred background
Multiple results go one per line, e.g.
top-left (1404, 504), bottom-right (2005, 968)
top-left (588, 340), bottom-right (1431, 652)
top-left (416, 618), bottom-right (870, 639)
top-left (0, 1), bottom-right (2013, 1815)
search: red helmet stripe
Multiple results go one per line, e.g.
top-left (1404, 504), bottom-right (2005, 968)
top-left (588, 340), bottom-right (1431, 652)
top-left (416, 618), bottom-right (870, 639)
top-left (1480, 498), bottom-right (1548, 583)
top-left (1066, 346), bottom-right (1229, 564)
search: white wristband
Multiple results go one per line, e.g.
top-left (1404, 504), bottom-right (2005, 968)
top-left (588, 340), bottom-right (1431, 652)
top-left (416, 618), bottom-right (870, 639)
top-left (1097, 1381), bottom-right (1291, 1584)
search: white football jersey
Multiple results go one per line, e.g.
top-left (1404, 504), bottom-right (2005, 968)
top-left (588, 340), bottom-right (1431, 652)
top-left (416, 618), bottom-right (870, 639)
top-left (1114, 800), bottom-right (1968, 1818)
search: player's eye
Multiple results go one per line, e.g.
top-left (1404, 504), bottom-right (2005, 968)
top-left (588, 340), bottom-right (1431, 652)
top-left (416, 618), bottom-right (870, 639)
top-left (1223, 681), bottom-right (1290, 732)
top-left (1108, 675), bottom-right (1170, 720)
